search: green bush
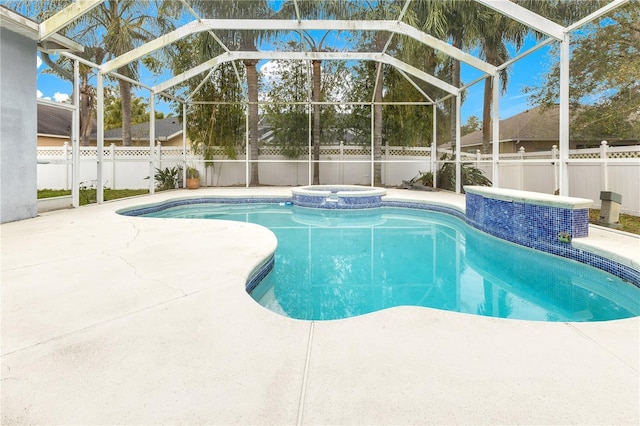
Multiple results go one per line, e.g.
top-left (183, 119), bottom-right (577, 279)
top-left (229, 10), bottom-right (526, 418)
top-left (153, 166), bottom-right (182, 190)
top-left (415, 154), bottom-right (491, 193)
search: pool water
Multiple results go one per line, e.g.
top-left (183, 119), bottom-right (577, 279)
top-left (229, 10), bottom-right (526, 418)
top-left (144, 203), bottom-right (640, 322)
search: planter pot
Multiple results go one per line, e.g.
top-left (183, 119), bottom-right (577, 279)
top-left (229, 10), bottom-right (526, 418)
top-left (186, 178), bottom-right (200, 189)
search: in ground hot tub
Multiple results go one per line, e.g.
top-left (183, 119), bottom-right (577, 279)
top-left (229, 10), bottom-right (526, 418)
top-left (291, 185), bottom-right (386, 209)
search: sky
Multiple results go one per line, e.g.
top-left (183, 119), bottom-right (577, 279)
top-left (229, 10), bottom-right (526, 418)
top-left (35, 31), bottom-right (554, 125)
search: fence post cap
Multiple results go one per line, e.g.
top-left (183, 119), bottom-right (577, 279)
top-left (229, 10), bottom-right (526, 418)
top-left (599, 191), bottom-right (622, 203)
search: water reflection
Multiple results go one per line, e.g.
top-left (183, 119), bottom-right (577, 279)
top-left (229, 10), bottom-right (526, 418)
top-left (254, 207), bottom-right (639, 321)
top-left (143, 203), bottom-right (639, 321)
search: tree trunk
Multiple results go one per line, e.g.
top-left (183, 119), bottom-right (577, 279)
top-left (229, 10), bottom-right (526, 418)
top-left (244, 59), bottom-right (260, 185)
top-left (482, 76), bottom-right (492, 154)
top-left (80, 75), bottom-right (93, 146)
top-left (373, 63), bottom-right (384, 186)
top-left (373, 31), bottom-right (386, 187)
top-left (312, 59), bottom-right (322, 185)
top-left (450, 36), bottom-right (462, 151)
top-left (482, 48), bottom-right (498, 155)
top-left (119, 79), bottom-right (132, 146)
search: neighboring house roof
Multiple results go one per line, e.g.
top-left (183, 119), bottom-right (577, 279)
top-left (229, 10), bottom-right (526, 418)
top-left (460, 105), bottom-right (563, 148)
top-left (92, 117), bottom-right (183, 142)
top-left (38, 102), bottom-right (71, 137)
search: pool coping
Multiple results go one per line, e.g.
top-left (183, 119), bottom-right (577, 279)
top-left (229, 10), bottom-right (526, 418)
top-left (2, 187), bottom-right (638, 425)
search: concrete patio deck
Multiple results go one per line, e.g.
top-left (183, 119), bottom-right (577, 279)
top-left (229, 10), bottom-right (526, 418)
top-left (1, 188), bottom-right (638, 425)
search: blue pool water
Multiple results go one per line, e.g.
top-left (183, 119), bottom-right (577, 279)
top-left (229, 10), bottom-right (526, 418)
top-left (142, 203), bottom-right (640, 322)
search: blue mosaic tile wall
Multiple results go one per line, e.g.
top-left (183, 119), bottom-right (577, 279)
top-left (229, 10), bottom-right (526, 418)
top-left (246, 255), bottom-right (275, 294)
top-left (291, 193), bottom-right (383, 209)
top-left (464, 192), bottom-right (638, 288)
top-left (465, 192), bottom-right (589, 245)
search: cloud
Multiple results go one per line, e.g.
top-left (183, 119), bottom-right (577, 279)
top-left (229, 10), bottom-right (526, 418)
top-left (259, 60), bottom-right (280, 86)
top-left (37, 89), bottom-right (43, 98)
top-left (508, 93), bottom-right (530, 101)
top-left (37, 55), bottom-right (42, 69)
top-left (53, 92), bottom-right (70, 103)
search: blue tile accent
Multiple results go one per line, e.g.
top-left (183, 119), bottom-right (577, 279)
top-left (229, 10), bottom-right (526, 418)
top-left (246, 255), bottom-right (274, 294)
top-left (119, 197), bottom-right (292, 216)
top-left (465, 193), bottom-right (589, 246)
top-left (291, 193), bottom-right (383, 209)
top-left (463, 192), bottom-right (640, 288)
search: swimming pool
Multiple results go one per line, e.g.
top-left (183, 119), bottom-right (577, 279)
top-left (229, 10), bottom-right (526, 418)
top-left (131, 201), bottom-right (640, 322)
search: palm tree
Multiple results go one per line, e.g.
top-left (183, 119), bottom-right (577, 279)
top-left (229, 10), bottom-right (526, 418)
top-left (477, 10), bottom-right (525, 154)
top-left (278, 1), bottom-right (356, 184)
top-left (306, 33), bottom-right (334, 185)
top-left (191, 0), bottom-right (271, 186)
top-left (37, 47), bottom-right (106, 146)
top-left (19, 0), bottom-right (174, 147)
top-left (477, 0), bottom-right (602, 154)
top-left (88, 1), bottom-right (174, 146)
top-left (406, 0), bottom-right (480, 150)
top-left (348, 1), bottom-right (401, 185)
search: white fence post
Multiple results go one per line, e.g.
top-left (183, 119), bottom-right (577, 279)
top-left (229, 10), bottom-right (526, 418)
top-left (157, 141), bottom-right (162, 171)
top-left (552, 145), bottom-right (559, 194)
top-left (63, 141), bottom-right (70, 190)
top-left (519, 146), bottom-right (525, 190)
top-left (340, 141), bottom-right (344, 184)
top-left (384, 144), bottom-right (389, 185)
top-left (475, 149), bottom-right (481, 168)
top-left (110, 143), bottom-right (116, 189)
top-left (600, 140), bottom-right (608, 191)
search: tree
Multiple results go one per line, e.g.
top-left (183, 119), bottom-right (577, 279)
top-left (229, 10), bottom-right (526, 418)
top-left (191, 0), bottom-right (271, 186)
top-left (87, 1), bottom-right (174, 146)
top-left (277, 1), bottom-right (356, 184)
top-left (171, 34), bottom-right (245, 166)
top-left (476, 8), bottom-right (525, 154)
top-left (12, 1), bottom-right (104, 146)
top-left (477, 1), bottom-right (604, 153)
top-left (17, 0), bottom-right (175, 147)
top-left (263, 47), bottom-right (349, 159)
top-left (36, 47), bottom-right (106, 146)
top-left (347, 0), bottom-right (404, 185)
top-left (439, 1), bottom-right (480, 148)
top-left (103, 94), bottom-right (165, 131)
top-left (461, 115), bottom-right (481, 136)
top-left (383, 68), bottom-right (435, 147)
top-left (407, 0), bottom-right (481, 150)
top-left (525, 1), bottom-right (640, 141)
top-left (263, 57), bottom-right (310, 159)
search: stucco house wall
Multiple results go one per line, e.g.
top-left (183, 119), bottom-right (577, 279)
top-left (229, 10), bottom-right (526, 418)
top-left (1, 27), bottom-right (37, 223)
top-left (38, 135), bottom-right (70, 146)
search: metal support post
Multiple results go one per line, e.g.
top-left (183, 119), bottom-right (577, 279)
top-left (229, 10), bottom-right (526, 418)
top-left (455, 94), bottom-right (461, 194)
top-left (149, 91), bottom-right (156, 194)
top-left (72, 60), bottom-right (80, 207)
top-left (559, 32), bottom-right (570, 195)
top-left (432, 104), bottom-right (437, 188)
top-left (97, 72), bottom-right (104, 203)
top-left (492, 73), bottom-right (500, 187)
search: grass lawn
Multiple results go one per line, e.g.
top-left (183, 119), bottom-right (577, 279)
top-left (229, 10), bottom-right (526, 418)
top-left (589, 209), bottom-right (640, 235)
top-left (38, 188), bottom-right (149, 206)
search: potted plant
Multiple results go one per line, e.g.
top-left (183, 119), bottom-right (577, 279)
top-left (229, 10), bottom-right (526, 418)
top-left (186, 166), bottom-right (200, 189)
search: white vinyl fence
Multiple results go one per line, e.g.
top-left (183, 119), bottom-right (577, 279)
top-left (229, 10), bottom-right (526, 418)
top-left (465, 143), bottom-right (640, 215)
top-left (37, 141), bottom-right (640, 215)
